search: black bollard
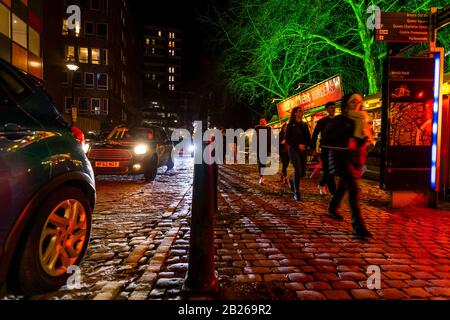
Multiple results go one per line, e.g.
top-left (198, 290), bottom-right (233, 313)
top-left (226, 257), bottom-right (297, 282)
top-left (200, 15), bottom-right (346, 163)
top-left (183, 141), bottom-right (219, 296)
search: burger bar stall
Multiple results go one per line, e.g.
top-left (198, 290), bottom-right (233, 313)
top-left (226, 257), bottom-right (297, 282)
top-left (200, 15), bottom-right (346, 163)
top-left (273, 75), bottom-right (344, 133)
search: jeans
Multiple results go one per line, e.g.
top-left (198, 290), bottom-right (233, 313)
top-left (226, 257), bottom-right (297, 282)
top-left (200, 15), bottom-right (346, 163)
top-left (328, 172), bottom-right (368, 232)
top-left (289, 147), bottom-right (307, 195)
top-left (280, 151), bottom-right (290, 177)
top-left (319, 149), bottom-right (336, 194)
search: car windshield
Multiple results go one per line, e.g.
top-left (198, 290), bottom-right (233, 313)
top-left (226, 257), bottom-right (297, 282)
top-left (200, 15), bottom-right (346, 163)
top-left (107, 127), bottom-right (154, 142)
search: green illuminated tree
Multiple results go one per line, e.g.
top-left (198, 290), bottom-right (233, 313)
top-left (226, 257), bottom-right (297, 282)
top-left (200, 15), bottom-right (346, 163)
top-left (205, 0), bottom-right (450, 113)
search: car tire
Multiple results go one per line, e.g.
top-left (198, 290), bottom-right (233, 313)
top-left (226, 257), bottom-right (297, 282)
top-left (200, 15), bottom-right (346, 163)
top-left (14, 187), bottom-right (92, 295)
top-left (144, 156), bottom-right (158, 181)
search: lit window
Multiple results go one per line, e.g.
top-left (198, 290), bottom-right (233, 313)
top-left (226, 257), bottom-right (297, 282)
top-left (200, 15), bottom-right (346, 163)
top-left (169, 67), bottom-right (175, 74)
top-left (0, 4), bottom-right (11, 38)
top-left (62, 19), bottom-right (69, 36)
top-left (169, 84), bottom-right (175, 91)
top-left (79, 47), bottom-right (89, 63)
top-left (12, 15), bottom-right (27, 48)
top-left (152, 48), bottom-right (155, 55)
top-left (169, 32), bottom-right (175, 39)
top-left (152, 39), bottom-right (156, 46)
top-left (152, 74), bottom-right (156, 80)
top-left (169, 76), bottom-right (174, 82)
top-left (91, 48), bottom-right (100, 64)
top-left (158, 30), bottom-right (162, 37)
top-left (145, 37), bottom-right (150, 45)
top-left (65, 45), bottom-right (75, 61)
top-left (28, 27), bottom-right (40, 56)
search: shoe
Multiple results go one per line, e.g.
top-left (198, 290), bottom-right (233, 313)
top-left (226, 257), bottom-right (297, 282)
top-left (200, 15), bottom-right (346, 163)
top-left (352, 228), bottom-right (373, 239)
top-left (294, 193), bottom-right (302, 201)
top-left (328, 211), bottom-right (344, 221)
top-left (318, 185), bottom-right (328, 195)
top-left (259, 178), bottom-right (266, 186)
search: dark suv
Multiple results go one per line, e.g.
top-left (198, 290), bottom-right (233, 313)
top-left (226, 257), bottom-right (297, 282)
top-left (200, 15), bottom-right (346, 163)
top-left (0, 60), bottom-right (95, 295)
top-left (87, 126), bottom-right (174, 180)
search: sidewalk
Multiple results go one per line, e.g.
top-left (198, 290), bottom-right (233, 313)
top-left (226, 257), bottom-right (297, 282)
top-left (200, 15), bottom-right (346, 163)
top-left (211, 164), bottom-right (450, 300)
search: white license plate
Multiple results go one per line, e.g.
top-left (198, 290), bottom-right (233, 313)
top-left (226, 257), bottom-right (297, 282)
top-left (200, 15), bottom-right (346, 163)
top-left (95, 162), bottom-right (120, 168)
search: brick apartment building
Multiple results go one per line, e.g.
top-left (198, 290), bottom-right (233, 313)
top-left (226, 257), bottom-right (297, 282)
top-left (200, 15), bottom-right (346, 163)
top-left (42, 0), bottom-right (143, 132)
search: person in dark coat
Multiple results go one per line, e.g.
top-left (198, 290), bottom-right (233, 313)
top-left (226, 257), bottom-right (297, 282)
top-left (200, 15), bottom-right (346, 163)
top-left (279, 123), bottom-right (290, 184)
top-left (323, 93), bottom-right (372, 239)
top-left (286, 107), bottom-right (311, 201)
top-left (311, 102), bottom-right (337, 195)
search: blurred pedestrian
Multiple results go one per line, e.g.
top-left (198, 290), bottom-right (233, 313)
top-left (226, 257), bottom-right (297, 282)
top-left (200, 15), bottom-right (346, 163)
top-left (255, 118), bottom-right (272, 186)
top-left (286, 107), bottom-right (311, 201)
top-left (311, 102), bottom-right (337, 195)
top-left (279, 123), bottom-right (290, 184)
top-left (323, 93), bottom-right (372, 239)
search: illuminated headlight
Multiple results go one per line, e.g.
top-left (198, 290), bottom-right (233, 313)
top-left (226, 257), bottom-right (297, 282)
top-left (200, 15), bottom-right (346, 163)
top-left (134, 144), bottom-right (148, 155)
top-left (82, 143), bottom-right (90, 154)
top-left (188, 145), bottom-right (195, 153)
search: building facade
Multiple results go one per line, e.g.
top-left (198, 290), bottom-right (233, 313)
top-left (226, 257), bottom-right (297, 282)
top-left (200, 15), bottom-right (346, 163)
top-left (42, 0), bottom-right (142, 132)
top-left (0, 0), bottom-right (43, 79)
top-left (142, 25), bottom-right (184, 129)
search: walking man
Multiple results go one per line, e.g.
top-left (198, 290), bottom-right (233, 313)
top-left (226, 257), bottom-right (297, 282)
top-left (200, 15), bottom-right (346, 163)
top-left (311, 102), bottom-right (337, 195)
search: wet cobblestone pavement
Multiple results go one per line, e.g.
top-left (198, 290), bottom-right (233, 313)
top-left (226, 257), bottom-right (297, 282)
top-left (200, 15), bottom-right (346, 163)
top-left (2, 160), bottom-right (450, 300)
top-left (214, 165), bottom-right (450, 300)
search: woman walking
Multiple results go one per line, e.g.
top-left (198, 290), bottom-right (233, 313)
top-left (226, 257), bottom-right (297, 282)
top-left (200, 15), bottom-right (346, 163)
top-left (286, 107), bottom-right (311, 201)
top-left (323, 93), bottom-right (372, 239)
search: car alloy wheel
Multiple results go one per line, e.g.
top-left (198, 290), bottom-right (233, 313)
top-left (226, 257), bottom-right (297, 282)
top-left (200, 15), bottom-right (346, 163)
top-left (39, 199), bottom-right (88, 277)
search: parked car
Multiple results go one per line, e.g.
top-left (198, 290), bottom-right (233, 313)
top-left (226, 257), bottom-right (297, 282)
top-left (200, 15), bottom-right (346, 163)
top-left (87, 125), bottom-right (175, 180)
top-left (0, 59), bottom-right (96, 295)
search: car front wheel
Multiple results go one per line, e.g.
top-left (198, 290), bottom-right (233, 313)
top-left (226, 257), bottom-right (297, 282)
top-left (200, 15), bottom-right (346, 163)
top-left (144, 156), bottom-right (158, 181)
top-left (14, 187), bottom-right (92, 295)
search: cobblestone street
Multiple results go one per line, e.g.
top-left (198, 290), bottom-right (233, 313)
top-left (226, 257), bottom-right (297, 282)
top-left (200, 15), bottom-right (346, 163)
top-left (215, 165), bottom-right (450, 300)
top-left (2, 160), bottom-right (450, 300)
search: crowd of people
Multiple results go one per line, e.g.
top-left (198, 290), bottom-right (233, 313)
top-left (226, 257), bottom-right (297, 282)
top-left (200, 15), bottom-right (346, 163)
top-left (255, 92), bottom-right (373, 239)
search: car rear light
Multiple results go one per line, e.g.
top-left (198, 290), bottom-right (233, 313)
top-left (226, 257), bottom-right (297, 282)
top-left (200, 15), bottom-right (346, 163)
top-left (71, 125), bottom-right (85, 144)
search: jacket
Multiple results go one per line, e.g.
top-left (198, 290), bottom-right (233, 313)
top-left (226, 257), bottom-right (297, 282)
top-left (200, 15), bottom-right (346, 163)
top-left (322, 115), bottom-right (356, 177)
top-left (310, 116), bottom-right (333, 151)
top-left (286, 121), bottom-right (311, 152)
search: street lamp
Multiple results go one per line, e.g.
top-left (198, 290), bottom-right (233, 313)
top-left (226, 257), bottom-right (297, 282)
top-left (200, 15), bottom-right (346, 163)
top-left (66, 56), bottom-right (79, 124)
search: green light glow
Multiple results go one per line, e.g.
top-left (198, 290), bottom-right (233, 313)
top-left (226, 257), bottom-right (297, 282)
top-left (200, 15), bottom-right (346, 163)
top-left (206, 0), bottom-right (450, 114)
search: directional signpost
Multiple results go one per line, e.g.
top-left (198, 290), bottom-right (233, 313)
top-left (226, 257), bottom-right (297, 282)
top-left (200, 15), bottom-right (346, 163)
top-left (375, 12), bottom-right (429, 43)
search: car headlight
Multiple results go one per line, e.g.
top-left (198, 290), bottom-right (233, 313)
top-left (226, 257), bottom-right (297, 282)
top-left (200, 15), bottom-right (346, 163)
top-left (82, 143), bottom-right (90, 154)
top-left (134, 144), bottom-right (148, 155)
